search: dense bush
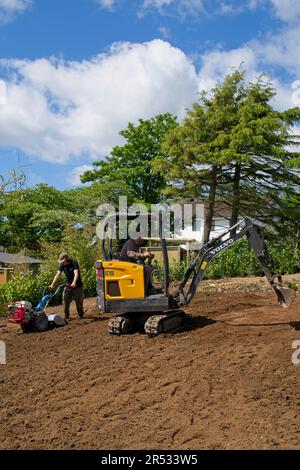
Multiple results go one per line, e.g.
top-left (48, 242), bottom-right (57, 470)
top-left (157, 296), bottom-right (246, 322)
top-left (205, 238), bottom-right (299, 279)
top-left (81, 268), bottom-right (97, 298)
top-left (169, 261), bottom-right (189, 282)
top-left (169, 238), bottom-right (299, 282)
top-left (0, 270), bottom-right (56, 308)
top-left (205, 239), bottom-right (262, 279)
top-left (0, 267), bottom-right (97, 313)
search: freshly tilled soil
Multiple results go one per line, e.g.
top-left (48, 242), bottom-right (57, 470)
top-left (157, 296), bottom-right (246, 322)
top-left (0, 282), bottom-right (300, 450)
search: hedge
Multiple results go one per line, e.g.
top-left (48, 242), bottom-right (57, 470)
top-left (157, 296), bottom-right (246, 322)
top-left (169, 238), bottom-right (299, 281)
top-left (0, 268), bottom-right (96, 314)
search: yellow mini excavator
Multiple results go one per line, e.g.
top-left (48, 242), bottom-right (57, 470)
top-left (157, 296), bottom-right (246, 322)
top-left (96, 213), bottom-right (296, 337)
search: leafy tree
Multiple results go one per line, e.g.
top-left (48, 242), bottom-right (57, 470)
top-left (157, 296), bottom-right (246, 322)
top-left (41, 224), bottom-right (99, 273)
top-left (0, 180), bottom-right (132, 255)
top-left (157, 71), bottom-right (300, 241)
top-left (81, 113), bottom-right (178, 204)
top-left (0, 184), bottom-right (76, 253)
top-left (0, 168), bottom-right (25, 196)
top-left (221, 78), bottom-right (300, 234)
top-left (157, 71), bottom-right (246, 242)
top-left (68, 180), bottom-right (133, 221)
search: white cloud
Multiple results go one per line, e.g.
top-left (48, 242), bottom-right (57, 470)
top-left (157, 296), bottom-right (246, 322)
top-left (70, 165), bottom-right (94, 186)
top-left (240, 0), bottom-right (300, 22)
top-left (0, 33), bottom-right (298, 167)
top-left (0, 40), bottom-right (199, 163)
top-left (94, 0), bottom-right (300, 23)
top-left (248, 0), bottom-right (259, 9)
top-left (269, 0), bottom-right (300, 22)
top-left (143, 0), bottom-right (173, 7)
top-left (1, 2), bottom-right (299, 167)
top-left (140, 0), bottom-right (266, 19)
top-left (96, 0), bottom-right (117, 11)
top-left (0, 0), bottom-right (31, 23)
top-left (217, 1), bottom-right (261, 15)
top-left (198, 46), bottom-right (257, 92)
top-left (158, 25), bottom-right (171, 39)
top-left (141, 0), bottom-right (205, 16)
top-left (0, 79), bottom-right (6, 104)
top-left (196, 30), bottom-right (299, 111)
top-left (251, 25), bottom-right (300, 77)
top-left (141, 0), bottom-right (300, 22)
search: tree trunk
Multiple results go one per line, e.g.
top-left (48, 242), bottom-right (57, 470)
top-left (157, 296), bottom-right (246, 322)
top-left (230, 163), bottom-right (241, 237)
top-left (203, 166), bottom-right (218, 244)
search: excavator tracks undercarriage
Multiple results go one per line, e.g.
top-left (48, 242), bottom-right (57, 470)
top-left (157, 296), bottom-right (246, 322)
top-left (108, 310), bottom-right (186, 337)
top-left (108, 316), bottom-right (134, 336)
top-left (144, 310), bottom-right (186, 337)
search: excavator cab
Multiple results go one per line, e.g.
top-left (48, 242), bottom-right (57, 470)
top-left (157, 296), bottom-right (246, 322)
top-left (96, 213), bottom-right (296, 336)
top-left (96, 213), bottom-right (182, 334)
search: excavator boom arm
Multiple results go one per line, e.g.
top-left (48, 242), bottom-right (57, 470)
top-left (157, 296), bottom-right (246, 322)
top-left (178, 218), bottom-right (296, 309)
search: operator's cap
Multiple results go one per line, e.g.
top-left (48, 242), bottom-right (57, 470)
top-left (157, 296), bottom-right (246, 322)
top-left (58, 252), bottom-right (69, 263)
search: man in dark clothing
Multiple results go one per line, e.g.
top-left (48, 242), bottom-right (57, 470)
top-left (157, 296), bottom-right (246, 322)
top-left (119, 236), bottom-right (156, 294)
top-left (119, 236), bottom-right (153, 263)
top-left (49, 253), bottom-right (84, 321)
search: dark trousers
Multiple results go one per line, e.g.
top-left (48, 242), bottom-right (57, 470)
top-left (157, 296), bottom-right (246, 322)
top-left (144, 265), bottom-right (153, 292)
top-left (63, 286), bottom-right (84, 319)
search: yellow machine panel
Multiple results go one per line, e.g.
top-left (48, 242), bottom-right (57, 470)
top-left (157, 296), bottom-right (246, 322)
top-left (101, 260), bottom-right (145, 299)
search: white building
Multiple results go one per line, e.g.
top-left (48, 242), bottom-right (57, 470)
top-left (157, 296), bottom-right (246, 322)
top-left (172, 202), bottom-right (241, 250)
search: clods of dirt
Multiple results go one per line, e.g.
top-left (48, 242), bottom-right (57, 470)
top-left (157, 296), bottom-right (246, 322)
top-left (0, 285), bottom-right (299, 450)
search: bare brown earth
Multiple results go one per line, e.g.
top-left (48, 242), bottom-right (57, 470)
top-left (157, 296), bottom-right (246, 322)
top-left (0, 275), bottom-right (300, 450)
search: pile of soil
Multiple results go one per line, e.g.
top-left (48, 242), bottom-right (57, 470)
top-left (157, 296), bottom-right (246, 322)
top-left (0, 281), bottom-right (299, 450)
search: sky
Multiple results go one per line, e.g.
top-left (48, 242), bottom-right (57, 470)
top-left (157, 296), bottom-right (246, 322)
top-left (0, 0), bottom-right (300, 189)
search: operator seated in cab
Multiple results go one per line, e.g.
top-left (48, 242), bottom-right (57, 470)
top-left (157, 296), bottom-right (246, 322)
top-left (119, 234), bottom-right (158, 295)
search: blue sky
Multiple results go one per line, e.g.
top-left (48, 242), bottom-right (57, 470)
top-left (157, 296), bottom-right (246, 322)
top-left (0, 0), bottom-right (300, 189)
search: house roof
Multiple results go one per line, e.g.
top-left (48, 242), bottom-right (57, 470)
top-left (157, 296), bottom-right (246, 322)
top-left (0, 253), bottom-right (41, 265)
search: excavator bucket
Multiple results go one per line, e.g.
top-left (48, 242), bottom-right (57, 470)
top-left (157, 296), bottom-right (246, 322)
top-left (274, 286), bottom-right (296, 309)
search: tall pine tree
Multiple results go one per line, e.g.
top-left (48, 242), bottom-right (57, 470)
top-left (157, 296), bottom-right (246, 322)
top-left (157, 71), bottom-right (300, 241)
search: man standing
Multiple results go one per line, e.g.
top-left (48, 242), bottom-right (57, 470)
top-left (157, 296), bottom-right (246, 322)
top-left (49, 253), bottom-right (84, 321)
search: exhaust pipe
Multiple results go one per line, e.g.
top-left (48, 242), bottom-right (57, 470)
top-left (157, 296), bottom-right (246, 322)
top-left (274, 285), bottom-right (296, 309)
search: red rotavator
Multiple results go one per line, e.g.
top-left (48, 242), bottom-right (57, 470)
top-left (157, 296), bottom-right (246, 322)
top-left (4, 285), bottom-right (66, 333)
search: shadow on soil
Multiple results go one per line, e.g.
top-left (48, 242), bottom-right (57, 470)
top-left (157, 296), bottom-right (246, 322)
top-left (290, 321), bottom-right (300, 331)
top-left (184, 315), bottom-right (217, 332)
